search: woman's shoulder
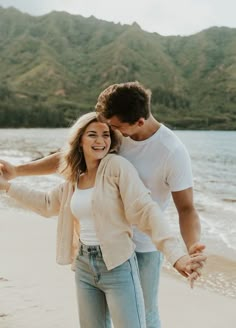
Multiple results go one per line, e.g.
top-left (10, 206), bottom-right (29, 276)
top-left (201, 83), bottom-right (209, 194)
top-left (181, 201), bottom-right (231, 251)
top-left (102, 153), bottom-right (136, 174)
top-left (106, 153), bottom-right (132, 166)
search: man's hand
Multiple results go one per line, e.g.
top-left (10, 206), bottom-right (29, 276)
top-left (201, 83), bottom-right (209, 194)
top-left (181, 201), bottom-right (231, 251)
top-left (0, 173), bottom-right (11, 191)
top-left (188, 242), bottom-right (207, 288)
top-left (0, 160), bottom-right (17, 180)
top-left (189, 242), bottom-right (205, 255)
top-left (187, 242), bottom-right (206, 273)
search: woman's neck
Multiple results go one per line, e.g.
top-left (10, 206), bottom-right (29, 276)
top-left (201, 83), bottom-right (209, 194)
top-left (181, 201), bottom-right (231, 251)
top-left (78, 160), bottom-right (100, 189)
top-left (85, 160), bottom-right (100, 178)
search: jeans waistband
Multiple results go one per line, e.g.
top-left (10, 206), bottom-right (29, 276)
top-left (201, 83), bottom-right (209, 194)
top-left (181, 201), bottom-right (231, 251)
top-left (79, 241), bottom-right (103, 257)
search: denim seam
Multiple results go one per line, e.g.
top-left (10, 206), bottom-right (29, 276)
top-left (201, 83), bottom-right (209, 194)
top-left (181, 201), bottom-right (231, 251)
top-left (129, 258), bottom-right (143, 328)
top-left (105, 299), bottom-right (109, 328)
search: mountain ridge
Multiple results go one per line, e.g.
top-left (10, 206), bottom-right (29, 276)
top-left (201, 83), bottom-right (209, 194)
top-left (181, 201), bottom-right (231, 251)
top-left (0, 7), bottom-right (235, 129)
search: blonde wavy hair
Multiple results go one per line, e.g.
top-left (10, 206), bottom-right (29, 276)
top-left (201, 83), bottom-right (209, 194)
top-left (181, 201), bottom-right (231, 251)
top-left (59, 112), bottom-right (121, 183)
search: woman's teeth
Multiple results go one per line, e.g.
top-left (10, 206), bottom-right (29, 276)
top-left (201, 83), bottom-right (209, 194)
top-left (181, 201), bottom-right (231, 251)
top-left (92, 146), bottom-right (105, 150)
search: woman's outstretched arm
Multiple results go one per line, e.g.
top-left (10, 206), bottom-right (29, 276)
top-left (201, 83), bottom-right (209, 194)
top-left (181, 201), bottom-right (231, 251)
top-left (0, 174), bottom-right (63, 218)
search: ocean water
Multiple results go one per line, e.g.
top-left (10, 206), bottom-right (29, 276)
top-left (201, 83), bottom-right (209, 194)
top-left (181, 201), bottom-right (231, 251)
top-left (0, 128), bottom-right (236, 297)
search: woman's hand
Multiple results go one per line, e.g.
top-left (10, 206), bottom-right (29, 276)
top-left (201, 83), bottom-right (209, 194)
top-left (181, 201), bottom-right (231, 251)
top-left (0, 159), bottom-right (17, 180)
top-left (0, 174), bottom-right (11, 191)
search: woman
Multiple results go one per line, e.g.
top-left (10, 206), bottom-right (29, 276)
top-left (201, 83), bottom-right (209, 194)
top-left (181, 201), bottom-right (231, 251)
top-left (0, 112), bottom-right (205, 328)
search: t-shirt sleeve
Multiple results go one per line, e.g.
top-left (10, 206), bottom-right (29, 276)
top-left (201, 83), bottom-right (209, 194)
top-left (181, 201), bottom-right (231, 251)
top-left (165, 144), bottom-right (193, 192)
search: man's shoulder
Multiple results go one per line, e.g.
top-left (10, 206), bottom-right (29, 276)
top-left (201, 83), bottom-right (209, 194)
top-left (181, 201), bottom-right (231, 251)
top-left (159, 125), bottom-right (186, 152)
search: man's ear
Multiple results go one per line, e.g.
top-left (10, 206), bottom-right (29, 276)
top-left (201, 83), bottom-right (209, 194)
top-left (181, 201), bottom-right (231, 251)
top-left (137, 118), bottom-right (145, 127)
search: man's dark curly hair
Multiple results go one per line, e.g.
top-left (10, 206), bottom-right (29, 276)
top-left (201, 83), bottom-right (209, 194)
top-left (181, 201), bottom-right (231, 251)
top-left (95, 81), bottom-right (151, 124)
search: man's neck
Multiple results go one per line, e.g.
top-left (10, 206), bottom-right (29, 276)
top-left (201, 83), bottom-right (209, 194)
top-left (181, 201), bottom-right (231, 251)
top-left (131, 115), bottom-right (161, 141)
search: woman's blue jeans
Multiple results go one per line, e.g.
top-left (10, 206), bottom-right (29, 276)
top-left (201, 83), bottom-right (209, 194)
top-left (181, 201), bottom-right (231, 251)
top-left (74, 244), bottom-right (146, 328)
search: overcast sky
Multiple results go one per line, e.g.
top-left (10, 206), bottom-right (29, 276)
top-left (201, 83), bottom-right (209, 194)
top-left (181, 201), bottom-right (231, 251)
top-left (0, 0), bottom-right (235, 36)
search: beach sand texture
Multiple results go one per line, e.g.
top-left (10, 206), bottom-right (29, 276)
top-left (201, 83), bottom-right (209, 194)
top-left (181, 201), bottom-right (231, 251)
top-left (0, 209), bottom-right (235, 328)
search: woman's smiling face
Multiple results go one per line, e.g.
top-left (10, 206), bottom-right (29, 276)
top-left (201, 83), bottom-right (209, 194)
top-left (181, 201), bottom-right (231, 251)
top-left (80, 121), bottom-right (111, 163)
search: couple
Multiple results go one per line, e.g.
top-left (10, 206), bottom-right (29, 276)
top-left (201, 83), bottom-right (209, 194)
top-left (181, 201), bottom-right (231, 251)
top-left (0, 82), bottom-right (206, 328)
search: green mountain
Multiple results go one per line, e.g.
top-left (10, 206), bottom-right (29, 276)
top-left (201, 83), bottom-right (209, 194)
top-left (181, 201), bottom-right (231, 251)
top-left (0, 7), bottom-right (236, 129)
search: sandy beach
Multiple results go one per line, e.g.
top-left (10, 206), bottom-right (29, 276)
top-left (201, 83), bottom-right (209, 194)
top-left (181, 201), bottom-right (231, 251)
top-left (0, 208), bottom-right (235, 328)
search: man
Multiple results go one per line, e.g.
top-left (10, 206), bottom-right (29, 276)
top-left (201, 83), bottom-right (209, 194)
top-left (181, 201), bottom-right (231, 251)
top-left (0, 81), bottom-right (204, 328)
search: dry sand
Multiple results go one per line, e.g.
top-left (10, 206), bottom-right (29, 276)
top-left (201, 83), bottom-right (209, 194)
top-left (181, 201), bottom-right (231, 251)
top-left (0, 209), bottom-right (235, 328)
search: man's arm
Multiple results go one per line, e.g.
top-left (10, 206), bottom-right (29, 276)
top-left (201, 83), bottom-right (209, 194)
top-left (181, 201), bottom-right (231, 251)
top-left (172, 187), bottom-right (201, 252)
top-left (0, 152), bottom-right (61, 179)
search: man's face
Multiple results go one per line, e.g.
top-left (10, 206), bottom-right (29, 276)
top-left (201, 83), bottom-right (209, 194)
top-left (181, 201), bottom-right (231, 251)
top-left (106, 116), bottom-right (140, 137)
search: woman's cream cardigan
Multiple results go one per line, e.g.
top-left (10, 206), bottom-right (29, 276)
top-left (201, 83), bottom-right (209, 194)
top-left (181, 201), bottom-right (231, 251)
top-left (8, 154), bottom-right (185, 270)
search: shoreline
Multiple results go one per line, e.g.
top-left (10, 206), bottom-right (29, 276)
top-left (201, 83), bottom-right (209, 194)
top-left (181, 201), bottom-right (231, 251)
top-left (0, 209), bottom-right (236, 327)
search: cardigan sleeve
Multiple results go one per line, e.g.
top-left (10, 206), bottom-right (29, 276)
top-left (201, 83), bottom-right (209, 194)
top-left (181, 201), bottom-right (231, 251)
top-left (107, 155), bottom-right (186, 266)
top-left (7, 182), bottom-right (64, 218)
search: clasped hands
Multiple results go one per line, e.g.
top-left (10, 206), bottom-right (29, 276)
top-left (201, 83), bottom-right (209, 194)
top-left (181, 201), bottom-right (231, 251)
top-left (174, 243), bottom-right (207, 288)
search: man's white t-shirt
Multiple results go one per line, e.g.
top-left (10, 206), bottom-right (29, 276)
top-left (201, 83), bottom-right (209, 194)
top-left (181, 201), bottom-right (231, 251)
top-left (119, 124), bottom-right (193, 252)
